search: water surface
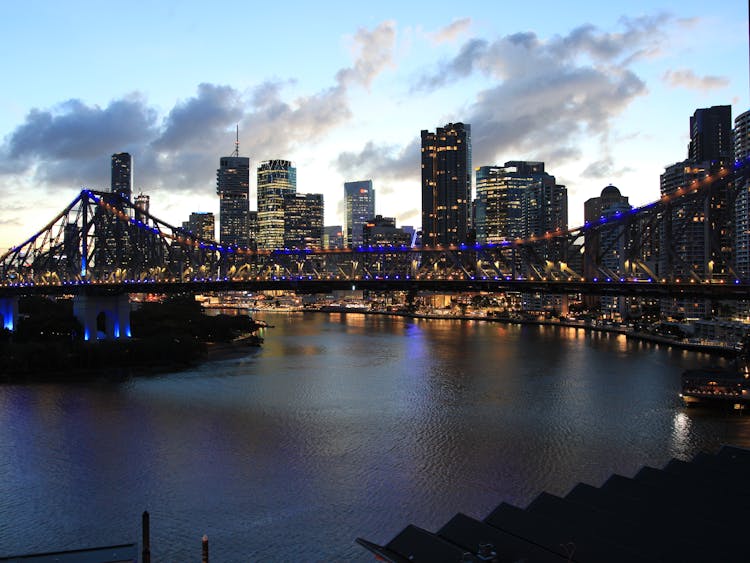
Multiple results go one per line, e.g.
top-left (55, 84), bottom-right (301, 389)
top-left (1, 312), bottom-right (747, 561)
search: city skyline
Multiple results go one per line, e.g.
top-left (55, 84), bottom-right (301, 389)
top-left (0, 1), bottom-right (746, 250)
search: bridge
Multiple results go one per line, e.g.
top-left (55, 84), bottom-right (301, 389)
top-left (0, 158), bottom-right (748, 338)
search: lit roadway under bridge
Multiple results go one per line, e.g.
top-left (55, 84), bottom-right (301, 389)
top-left (1, 277), bottom-right (749, 300)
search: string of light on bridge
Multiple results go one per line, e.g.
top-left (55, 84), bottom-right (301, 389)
top-left (0, 156), bottom-right (747, 290)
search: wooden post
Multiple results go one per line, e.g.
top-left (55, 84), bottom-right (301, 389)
top-left (141, 511), bottom-right (150, 563)
top-left (202, 534), bottom-right (209, 563)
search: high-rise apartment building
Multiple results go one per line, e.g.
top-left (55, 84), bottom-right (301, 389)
top-left (344, 180), bottom-right (375, 248)
top-left (421, 122), bottom-right (471, 246)
top-left (217, 150), bottom-right (250, 248)
top-left (111, 152), bottom-right (132, 201)
top-left (659, 105), bottom-right (734, 319)
top-left (734, 110), bottom-right (750, 280)
top-left (257, 160), bottom-right (296, 250)
top-left (283, 193), bottom-right (324, 249)
top-left (689, 105), bottom-right (733, 163)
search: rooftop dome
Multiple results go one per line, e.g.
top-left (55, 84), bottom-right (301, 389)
top-left (601, 184), bottom-right (621, 197)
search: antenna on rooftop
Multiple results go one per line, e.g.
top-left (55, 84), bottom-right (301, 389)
top-left (232, 124), bottom-right (240, 157)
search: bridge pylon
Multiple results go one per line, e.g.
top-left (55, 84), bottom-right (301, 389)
top-left (73, 292), bottom-right (131, 341)
top-left (0, 296), bottom-right (18, 331)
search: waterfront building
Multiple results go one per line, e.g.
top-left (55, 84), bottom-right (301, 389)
top-left (344, 180), bottom-right (375, 248)
top-left (734, 110), bottom-right (750, 280)
top-left (362, 215), bottom-right (412, 247)
top-left (659, 106), bottom-right (734, 319)
top-left (216, 143), bottom-right (250, 248)
top-left (283, 192), bottom-right (324, 249)
top-left (257, 160), bottom-right (296, 250)
top-left (421, 122), bottom-right (471, 246)
top-left (733, 109), bottom-right (750, 319)
top-left (324, 226), bottom-right (345, 250)
top-left (583, 184), bottom-right (632, 318)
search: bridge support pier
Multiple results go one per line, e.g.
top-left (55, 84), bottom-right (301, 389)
top-left (73, 293), bottom-right (131, 341)
top-left (0, 296), bottom-right (18, 331)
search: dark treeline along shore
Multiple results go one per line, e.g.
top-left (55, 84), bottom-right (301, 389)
top-left (0, 295), bottom-right (263, 383)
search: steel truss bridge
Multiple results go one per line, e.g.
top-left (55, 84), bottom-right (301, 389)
top-left (0, 159), bottom-right (749, 302)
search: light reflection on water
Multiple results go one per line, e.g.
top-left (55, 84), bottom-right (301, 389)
top-left (1, 312), bottom-right (749, 562)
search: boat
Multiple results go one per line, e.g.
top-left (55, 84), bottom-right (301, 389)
top-left (681, 366), bottom-right (750, 408)
top-left (681, 335), bottom-right (750, 408)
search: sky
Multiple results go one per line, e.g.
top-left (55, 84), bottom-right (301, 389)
top-left (0, 0), bottom-right (747, 250)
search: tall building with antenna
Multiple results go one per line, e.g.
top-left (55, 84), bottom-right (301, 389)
top-left (216, 127), bottom-right (250, 248)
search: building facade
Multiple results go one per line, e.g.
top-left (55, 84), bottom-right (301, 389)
top-left (188, 212), bottom-right (215, 241)
top-left (111, 152), bottom-right (132, 201)
top-left (283, 192), bottom-right (324, 249)
top-left (257, 160), bottom-right (296, 250)
top-left (362, 215), bottom-right (412, 247)
top-left (421, 122), bottom-right (471, 246)
top-left (324, 226), bottom-right (345, 250)
top-left (734, 110), bottom-right (750, 280)
top-left (689, 105), bottom-right (733, 163)
top-left (217, 155), bottom-right (250, 248)
top-left (344, 180), bottom-right (375, 248)
top-left (475, 161), bottom-right (566, 264)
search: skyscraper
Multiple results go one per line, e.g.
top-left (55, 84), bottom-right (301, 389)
top-left (734, 110), bottom-right (750, 280)
top-left (283, 193), bottom-right (324, 249)
top-left (216, 137), bottom-right (250, 248)
top-left (421, 122), bottom-right (471, 246)
top-left (111, 152), bottom-right (132, 201)
top-left (689, 105), bottom-right (733, 163)
top-left (257, 160), bottom-right (296, 250)
top-left (475, 161), bottom-right (566, 256)
top-left (344, 180), bottom-right (375, 248)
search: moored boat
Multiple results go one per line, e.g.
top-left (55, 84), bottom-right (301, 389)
top-left (681, 366), bottom-right (750, 408)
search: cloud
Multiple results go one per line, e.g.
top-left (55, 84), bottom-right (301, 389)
top-left (395, 208), bottom-right (420, 225)
top-left (663, 69), bottom-right (729, 91)
top-left (429, 18), bottom-right (472, 44)
top-left (336, 21), bottom-right (396, 89)
top-left (422, 19), bottom-right (656, 169)
top-left (0, 21), bottom-right (397, 198)
top-left (335, 138), bottom-right (420, 183)
top-left (581, 157), bottom-right (629, 180)
top-left (341, 17), bottom-right (663, 190)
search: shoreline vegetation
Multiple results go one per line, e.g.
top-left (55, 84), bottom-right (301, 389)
top-left (0, 295), bottom-right (263, 383)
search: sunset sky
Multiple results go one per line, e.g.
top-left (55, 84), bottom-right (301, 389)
top-left (0, 0), bottom-right (746, 249)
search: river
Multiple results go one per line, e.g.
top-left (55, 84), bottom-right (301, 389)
top-left (1, 312), bottom-right (748, 561)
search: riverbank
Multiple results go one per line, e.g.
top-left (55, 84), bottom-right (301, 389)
top-left (295, 307), bottom-right (741, 357)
